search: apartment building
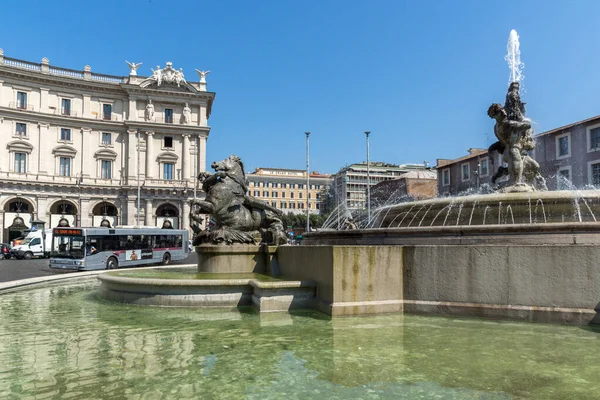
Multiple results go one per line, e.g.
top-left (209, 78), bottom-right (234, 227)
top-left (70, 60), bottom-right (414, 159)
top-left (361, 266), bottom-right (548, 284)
top-left (246, 168), bottom-right (332, 215)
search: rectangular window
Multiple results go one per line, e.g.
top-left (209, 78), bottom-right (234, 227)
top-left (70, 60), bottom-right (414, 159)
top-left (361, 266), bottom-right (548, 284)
top-left (16, 123), bottom-right (27, 136)
top-left (17, 92), bottom-right (27, 109)
top-left (59, 157), bottom-right (71, 176)
top-left (253, 190), bottom-right (260, 197)
top-left (282, 192), bottom-right (286, 198)
top-left (103, 104), bottom-right (112, 120)
top-left (461, 164), bottom-right (470, 181)
top-left (271, 201), bottom-right (277, 208)
top-left (14, 153), bottom-right (26, 173)
top-left (263, 191), bottom-right (269, 197)
top-left (591, 128), bottom-right (600, 151)
top-left (281, 202), bottom-right (287, 209)
top-left (557, 135), bottom-right (569, 157)
top-left (60, 128), bottom-right (71, 141)
top-left (101, 160), bottom-right (112, 179)
top-left (61, 99), bottom-right (71, 116)
top-left (272, 192), bottom-right (278, 198)
top-left (299, 192), bottom-right (303, 199)
top-left (101, 132), bottom-right (112, 145)
top-left (290, 192), bottom-right (294, 199)
top-left (164, 136), bottom-right (173, 148)
top-left (442, 169), bottom-right (450, 186)
top-left (480, 159), bottom-right (489, 176)
top-left (299, 203), bottom-right (304, 209)
top-left (592, 163), bottom-right (600, 186)
top-left (164, 163), bottom-right (174, 180)
top-left (164, 108), bottom-right (173, 124)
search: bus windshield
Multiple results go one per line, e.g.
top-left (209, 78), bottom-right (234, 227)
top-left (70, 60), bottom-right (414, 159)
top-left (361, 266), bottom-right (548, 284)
top-left (51, 235), bottom-right (85, 259)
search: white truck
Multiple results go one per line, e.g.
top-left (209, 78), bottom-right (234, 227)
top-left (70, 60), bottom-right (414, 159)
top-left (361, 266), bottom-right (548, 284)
top-left (10, 229), bottom-right (53, 259)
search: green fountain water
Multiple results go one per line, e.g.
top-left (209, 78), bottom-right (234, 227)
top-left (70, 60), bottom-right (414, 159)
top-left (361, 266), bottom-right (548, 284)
top-left (1, 280), bottom-right (600, 399)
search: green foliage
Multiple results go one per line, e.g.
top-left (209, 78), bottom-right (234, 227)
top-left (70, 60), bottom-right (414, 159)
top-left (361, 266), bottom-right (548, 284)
top-left (280, 212), bottom-right (327, 231)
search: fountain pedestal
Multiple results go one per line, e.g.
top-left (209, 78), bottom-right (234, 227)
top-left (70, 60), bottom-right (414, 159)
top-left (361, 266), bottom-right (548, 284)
top-left (196, 244), bottom-right (279, 275)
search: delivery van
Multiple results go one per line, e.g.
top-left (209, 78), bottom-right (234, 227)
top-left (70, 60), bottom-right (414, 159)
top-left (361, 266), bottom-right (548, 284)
top-left (10, 229), bottom-right (53, 259)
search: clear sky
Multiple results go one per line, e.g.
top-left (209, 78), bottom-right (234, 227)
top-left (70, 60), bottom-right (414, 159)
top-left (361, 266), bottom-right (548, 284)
top-left (2, 0), bottom-right (599, 174)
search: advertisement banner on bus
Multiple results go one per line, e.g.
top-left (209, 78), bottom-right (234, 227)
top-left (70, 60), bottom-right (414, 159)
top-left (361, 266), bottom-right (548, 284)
top-left (125, 250), bottom-right (153, 261)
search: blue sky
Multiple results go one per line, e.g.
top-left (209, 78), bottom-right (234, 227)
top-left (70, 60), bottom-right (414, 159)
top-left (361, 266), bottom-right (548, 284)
top-left (2, 1), bottom-right (600, 174)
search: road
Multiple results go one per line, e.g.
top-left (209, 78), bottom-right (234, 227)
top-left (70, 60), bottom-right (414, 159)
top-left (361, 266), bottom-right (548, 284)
top-left (0, 252), bottom-right (198, 283)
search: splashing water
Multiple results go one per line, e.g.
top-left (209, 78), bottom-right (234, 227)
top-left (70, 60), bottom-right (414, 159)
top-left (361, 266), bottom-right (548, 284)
top-left (505, 29), bottom-right (524, 85)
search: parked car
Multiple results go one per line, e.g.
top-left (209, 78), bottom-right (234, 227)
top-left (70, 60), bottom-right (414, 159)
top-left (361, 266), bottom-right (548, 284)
top-left (0, 243), bottom-right (11, 259)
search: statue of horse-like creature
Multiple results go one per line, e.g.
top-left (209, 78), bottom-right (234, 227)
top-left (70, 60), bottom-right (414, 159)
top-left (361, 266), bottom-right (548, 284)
top-left (189, 155), bottom-right (288, 245)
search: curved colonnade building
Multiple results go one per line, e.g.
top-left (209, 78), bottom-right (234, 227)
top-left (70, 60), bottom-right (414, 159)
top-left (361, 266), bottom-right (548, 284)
top-left (0, 49), bottom-right (214, 243)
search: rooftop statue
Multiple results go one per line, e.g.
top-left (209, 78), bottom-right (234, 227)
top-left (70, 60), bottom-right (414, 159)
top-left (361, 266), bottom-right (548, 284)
top-left (190, 155), bottom-right (288, 245)
top-left (125, 61), bottom-right (142, 76)
top-left (487, 82), bottom-right (547, 192)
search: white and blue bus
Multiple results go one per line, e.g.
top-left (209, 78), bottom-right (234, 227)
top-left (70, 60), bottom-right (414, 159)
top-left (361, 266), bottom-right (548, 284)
top-left (49, 227), bottom-right (189, 271)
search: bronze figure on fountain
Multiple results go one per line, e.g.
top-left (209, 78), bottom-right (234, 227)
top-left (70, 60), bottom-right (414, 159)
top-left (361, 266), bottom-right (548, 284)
top-left (487, 82), bottom-right (547, 192)
top-left (189, 155), bottom-right (288, 245)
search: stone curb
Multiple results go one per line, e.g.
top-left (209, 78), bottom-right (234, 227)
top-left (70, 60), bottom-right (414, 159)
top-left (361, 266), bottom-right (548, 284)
top-left (0, 263), bottom-right (198, 293)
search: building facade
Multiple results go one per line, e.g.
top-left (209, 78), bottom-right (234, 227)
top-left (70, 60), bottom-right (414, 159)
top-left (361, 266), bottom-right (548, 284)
top-left (370, 169), bottom-right (437, 206)
top-left (435, 148), bottom-right (499, 196)
top-left (534, 114), bottom-right (600, 190)
top-left (0, 49), bottom-right (214, 243)
top-left (246, 168), bottom-right (332, 215)
top-left (437, 115), bottom-right (600, 195)
top-left (331, 162), bottom-right (430, 211)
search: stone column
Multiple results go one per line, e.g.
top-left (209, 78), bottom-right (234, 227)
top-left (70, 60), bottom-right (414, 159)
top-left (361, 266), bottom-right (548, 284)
top-left (126, 195), bottom-right (138, 226)
top-left (198, 135), bottom-right (207, 172)
top-left (35, 196), bottom-right (48, 223)
top-left (81, 128), bottom-right (91, 178)
top-left (182, 134), bottom-right (190, 180)
top-left (199, 105), bottom-right (207, 126)
top-left (128, 98), bottom-right (137, 121)
top-left (145, 131), bottom-right (155, 179)
top-left (82, 94), bottom-right (91, 118)
top-left (182, 199), bottom-right (190, 233)
top-left (145, 199), bottom-right (154, 226)
top-left (127, 129), bottom-right (138, 184)
top-left (39, 87), bottom-right (48, 113)
top-left (37, 123), bottom-right (50, 174)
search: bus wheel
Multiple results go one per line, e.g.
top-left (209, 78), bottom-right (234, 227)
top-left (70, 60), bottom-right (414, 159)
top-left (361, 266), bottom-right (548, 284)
top-left (162, 253), bottom-right (171, 265)
top-left (23, 252), bottom-right (33, 260)
top-left (106, 257), bottom-right (118, 270)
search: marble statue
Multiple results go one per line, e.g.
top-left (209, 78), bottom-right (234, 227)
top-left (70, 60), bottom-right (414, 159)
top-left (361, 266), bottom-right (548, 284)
top-left (487, 82), bottom-right (546, 191)
top-left (195, 69), bottom-right (210, 83)
top-left (189, 155), bottom-right (287, 245)
top-left (151, 66), bottom-right (162, 86)
top-left (182, 103), bottom-right (191, 124)
top-left (126, 61), bottom-right (142, 76)
top-left (175, 68), bottom-right (186, 87)
top-left (145, 100), bottom-right (155, 122)
top-left (149, 62), bottom-right (188, 87)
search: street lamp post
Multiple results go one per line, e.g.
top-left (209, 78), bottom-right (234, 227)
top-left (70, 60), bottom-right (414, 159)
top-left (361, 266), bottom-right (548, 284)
top-left (305, 132), bottom-right (310, 233)
top-left (365, 131), bottom-right (371, 225)
top-left (137, 128), bottom-right (141, 226)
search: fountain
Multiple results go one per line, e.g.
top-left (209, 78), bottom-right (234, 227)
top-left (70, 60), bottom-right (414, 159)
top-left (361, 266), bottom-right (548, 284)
top-left (98, 30), bottom-right (600, 325)
top-left (4, 28), bottom-right (600, 398)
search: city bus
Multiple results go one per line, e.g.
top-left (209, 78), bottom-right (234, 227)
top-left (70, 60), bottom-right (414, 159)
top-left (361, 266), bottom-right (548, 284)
top-left (49, 227), bottom-right (189, 271)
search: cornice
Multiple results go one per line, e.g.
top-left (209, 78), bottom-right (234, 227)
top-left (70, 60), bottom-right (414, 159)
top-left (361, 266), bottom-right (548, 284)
top-left (125, 121), bottom-right (211, 135)
top-left (0, 66), bottom-right (125, 95)
top-left (0, 107), bottom-right (125, 130)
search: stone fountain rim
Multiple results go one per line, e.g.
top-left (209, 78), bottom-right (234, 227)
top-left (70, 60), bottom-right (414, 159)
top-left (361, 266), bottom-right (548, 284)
top-left (97, 272), bottom-right (316, 289)
top-left (375, 189), bottom-right (600, 212)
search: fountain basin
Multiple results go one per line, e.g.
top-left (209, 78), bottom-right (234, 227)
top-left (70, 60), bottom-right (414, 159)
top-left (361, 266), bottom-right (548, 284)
top-left (374, 190), bottom-right (600, 228)
top-left (98, 270), bottom-right (316, 312)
